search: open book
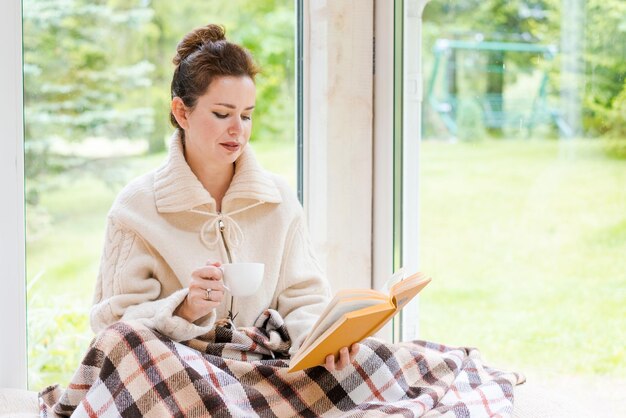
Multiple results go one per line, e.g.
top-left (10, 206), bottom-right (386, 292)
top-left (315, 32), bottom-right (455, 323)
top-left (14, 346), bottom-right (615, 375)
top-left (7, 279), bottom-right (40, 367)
top-left (288, 270), bottom-right (431, 372)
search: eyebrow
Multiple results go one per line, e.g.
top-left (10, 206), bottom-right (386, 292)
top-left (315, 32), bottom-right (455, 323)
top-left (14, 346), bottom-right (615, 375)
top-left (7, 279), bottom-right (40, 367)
top-left (215, 103), bottom-right (255, 110)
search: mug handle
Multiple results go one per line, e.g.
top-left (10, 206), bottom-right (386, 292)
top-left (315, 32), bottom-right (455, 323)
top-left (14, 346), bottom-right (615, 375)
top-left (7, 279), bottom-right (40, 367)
top-left (217, 265), bottom-right (232, 292)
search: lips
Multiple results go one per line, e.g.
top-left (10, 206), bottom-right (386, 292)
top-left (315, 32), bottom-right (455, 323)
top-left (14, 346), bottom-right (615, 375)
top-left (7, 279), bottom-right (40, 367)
top-left (220, 142), bottom-right (241, 152)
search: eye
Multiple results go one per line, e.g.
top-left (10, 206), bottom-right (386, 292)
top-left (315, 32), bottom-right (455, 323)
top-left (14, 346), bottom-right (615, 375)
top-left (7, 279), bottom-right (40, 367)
top-left (212, 112), bottom-right (228, 119)
top-left (242, 114), bottom-right (252, 121)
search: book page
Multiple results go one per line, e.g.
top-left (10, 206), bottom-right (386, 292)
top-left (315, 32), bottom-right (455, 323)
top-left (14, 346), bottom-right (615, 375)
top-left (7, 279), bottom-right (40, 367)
top-left (298, 288), bottom-right (385, 352)
top-left (390, 272), bottom-right (431, 310)
top-left (378, 268), bottom-right (406, 294)
top-left (297, 293), bottom-right (387, 354)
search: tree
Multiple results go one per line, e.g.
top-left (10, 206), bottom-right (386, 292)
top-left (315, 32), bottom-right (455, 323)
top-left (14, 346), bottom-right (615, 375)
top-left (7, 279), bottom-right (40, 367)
top-left (145, 0), bottom-right (296, 148)
top-left (23, 0), bottom-right (154, 203)
top-left (581, 0), bottom-right (626, 137)
top-left (426, 0), bottom-right (557, 137)
top-left (423, 0), bottom-right (626, 148)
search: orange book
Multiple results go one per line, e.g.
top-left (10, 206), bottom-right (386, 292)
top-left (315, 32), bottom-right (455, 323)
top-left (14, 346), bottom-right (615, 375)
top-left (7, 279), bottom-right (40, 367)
top-left (287, 270), bottom-right (432, 373)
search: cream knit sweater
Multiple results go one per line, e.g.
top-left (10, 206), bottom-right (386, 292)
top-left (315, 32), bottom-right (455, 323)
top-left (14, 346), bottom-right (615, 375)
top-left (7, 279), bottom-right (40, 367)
top-left (91, 132), bottom-right (331, 354)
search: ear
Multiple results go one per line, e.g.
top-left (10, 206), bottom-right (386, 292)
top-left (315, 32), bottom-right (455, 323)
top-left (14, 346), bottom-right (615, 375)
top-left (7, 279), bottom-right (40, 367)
top-left (171, 97), bottom-right (190, 130)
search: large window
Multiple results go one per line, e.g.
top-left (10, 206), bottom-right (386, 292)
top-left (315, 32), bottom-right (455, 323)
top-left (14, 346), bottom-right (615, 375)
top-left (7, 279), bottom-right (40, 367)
top-left (23, 0), bottom-right (297, 389)
top-left (419, 0), bottom-right (625, 393)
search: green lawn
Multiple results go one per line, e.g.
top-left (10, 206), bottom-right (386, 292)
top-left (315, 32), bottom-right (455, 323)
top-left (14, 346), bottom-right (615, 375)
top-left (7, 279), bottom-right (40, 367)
top-left (26, 138), bottom-right (624, 388)
top-left (418, 139), bottom-right (626, 377)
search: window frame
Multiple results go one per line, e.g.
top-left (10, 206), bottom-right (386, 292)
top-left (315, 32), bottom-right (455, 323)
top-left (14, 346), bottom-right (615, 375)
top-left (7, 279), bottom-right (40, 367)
top-left (374, 0), bottom-right (426, 342)
top-left (399, 0), bottom-right (429, 341)
top-left (0, 0), bottom-right (27, 389)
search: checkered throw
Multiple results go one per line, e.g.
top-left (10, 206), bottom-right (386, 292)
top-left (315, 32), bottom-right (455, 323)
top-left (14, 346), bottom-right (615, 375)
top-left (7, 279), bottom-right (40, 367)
top-left (39, 310), bottom-right (524, 417)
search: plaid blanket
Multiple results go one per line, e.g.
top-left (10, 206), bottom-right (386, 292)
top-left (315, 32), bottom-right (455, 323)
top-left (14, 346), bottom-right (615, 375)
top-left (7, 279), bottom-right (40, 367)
top-left (39, 310), bottom-right (524, 417)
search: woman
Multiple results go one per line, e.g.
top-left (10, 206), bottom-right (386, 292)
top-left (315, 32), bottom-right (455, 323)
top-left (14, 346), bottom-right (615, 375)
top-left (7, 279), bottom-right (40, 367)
top-left (89, 24), bottom-right (358, 371)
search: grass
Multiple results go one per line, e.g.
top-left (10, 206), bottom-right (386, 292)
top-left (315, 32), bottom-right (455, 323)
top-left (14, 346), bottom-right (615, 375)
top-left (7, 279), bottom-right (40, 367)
top-left (26, 137), bottom-right (625, 389)
top-left (418, 139), bottom-right (626, 377)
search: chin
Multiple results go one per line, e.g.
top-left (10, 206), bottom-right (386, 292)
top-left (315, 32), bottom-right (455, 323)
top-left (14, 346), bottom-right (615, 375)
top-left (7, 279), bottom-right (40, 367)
top-left (224, 149), bottom-right (243, 165)
top-left (232, 144), bottom-right (247, 160)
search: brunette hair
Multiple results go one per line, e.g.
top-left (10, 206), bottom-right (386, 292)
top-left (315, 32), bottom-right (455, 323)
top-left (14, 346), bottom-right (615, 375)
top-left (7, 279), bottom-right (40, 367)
top-left (169, 24), bottom-right (260, 130)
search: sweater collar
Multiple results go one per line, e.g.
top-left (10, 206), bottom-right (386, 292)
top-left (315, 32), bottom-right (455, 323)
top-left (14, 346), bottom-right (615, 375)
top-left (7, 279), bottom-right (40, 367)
top-left (154, 131), bottom-right (282, 213)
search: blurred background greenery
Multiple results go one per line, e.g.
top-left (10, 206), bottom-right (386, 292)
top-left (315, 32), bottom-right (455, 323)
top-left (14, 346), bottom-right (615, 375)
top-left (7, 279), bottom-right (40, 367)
top-left (24, 0), bottom-right (624, 389)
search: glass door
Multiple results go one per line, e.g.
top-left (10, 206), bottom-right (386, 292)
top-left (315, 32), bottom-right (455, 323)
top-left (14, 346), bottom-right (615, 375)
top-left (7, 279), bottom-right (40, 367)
top-left (23, 0), bottom-right (298, 389)
top-left (418, 0), bottom-right (626, 412)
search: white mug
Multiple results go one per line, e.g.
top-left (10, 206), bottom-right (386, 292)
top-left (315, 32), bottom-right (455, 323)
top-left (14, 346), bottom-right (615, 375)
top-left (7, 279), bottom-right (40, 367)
top-left (220, 262), bottom-right (265, 297)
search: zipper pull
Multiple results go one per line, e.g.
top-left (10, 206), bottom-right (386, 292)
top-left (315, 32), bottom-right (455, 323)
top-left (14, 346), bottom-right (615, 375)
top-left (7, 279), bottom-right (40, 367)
top-left (219, 218), bottom-right (225, 232)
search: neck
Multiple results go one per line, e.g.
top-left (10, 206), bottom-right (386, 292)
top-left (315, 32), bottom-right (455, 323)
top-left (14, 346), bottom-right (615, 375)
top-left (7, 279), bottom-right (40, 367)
top-left (185, 151), bottom-right (235, 212)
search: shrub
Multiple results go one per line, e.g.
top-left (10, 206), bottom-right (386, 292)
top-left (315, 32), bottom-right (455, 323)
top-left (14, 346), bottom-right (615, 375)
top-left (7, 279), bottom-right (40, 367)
top-left (28, 307), bottom-right (92, 390)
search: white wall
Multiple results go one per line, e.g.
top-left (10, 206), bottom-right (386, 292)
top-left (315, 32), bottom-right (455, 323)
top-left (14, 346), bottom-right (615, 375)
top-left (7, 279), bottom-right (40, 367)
top-left (0, 1), bottom-right (27, 389)
top-left (304, 0), bottom-right (374, 291)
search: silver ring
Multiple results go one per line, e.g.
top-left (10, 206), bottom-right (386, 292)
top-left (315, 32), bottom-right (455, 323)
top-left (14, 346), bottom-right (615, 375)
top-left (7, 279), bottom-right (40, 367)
top-left (205, 288), bottom-right (212, 301)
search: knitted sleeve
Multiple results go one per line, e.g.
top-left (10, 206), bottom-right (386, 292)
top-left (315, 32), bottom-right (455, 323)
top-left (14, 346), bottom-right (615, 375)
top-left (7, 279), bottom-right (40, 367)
top-left (277, 212), bottom-right (331, 355)
top-left (90, 216), bottom-right (216, 341)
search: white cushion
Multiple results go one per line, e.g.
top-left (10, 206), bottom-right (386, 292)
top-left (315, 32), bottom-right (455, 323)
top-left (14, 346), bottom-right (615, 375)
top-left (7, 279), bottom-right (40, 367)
top-left (0, 388), bottom-right (38, 417)
top-left (513, 382), bottom-right (595, 418)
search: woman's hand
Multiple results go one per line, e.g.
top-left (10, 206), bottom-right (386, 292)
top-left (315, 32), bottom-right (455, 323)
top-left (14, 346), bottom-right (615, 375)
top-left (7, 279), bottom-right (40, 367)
top-left (324, 343), bottom-right (360, 372)
top-left (175, 261), bottom-right (226, 322)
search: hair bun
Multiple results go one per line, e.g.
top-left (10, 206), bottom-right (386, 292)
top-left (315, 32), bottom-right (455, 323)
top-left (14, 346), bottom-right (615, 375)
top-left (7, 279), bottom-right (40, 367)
top-left (173, 24), bottom-right (226, 65)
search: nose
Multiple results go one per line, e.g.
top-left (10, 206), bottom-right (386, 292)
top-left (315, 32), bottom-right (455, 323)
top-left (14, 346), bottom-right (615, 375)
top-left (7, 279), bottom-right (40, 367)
top-left (228, 118), bottom-right (243, 136)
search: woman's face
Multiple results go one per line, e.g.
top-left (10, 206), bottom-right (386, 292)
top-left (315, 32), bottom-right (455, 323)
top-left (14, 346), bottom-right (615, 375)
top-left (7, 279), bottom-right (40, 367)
top-left (181, 76), bottom-right (256, 168)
